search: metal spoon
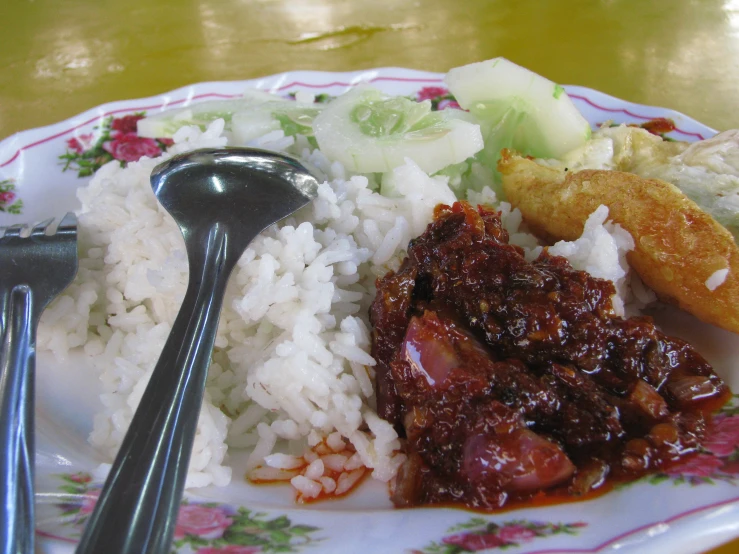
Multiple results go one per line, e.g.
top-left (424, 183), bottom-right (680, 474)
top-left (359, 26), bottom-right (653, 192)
top-left (75, 147), bottom-right (320, 554)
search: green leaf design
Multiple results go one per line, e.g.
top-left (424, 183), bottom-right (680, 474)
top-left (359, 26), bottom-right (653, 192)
top-left (649, 473), bottom-right (671, 485)
top-left (57, 484), bottom-right (84, 495)
top-left (224, 532), bottom-right (264, 546)
top-left (449, 517), bottom-right (488, 532)
top-left (266, 515), bottom-right (291, 530)
top-left (269, 529), bottom-right (292, 543)
top-left (290, 525), bottom-right (320, 535)
top-left (6, 199), bottom-right (23, 214)
top-left (314, 93), bottom-right (334, 104)
top-left (719, 394), bottom-right (739, 417)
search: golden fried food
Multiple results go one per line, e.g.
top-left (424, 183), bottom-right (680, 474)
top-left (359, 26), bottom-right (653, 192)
top-left (498, 150), bottom-right (739, 334)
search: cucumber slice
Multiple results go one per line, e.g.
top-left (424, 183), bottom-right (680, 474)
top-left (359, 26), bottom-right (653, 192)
top-left (231, 102), bottom-right (324, 143)
top-left (312, 86), bottom-right (483, 174)
top-left (445, 58), bottom-right (591, 161)
top-left (136, 90), bottom-right (282, 138)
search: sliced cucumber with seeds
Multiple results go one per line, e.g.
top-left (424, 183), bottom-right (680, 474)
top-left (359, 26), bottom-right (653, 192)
top-left (136, 90), bottom-right (284, 138)
top-left (445, 58), bottom-right (591, 164)
top-left (231, 102), bottom-right (324, 143)
top-left (312, 86), bottom-right (484, 174)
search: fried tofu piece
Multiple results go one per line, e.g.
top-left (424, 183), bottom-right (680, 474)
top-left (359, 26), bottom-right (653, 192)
top-left (498, 150), bottom-right (739, 334)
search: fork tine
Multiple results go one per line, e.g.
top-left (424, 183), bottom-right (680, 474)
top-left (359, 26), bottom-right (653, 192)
top-left (55, 212), bottom-right (78, 235)
top-left (2, 224), bottom-right (27, 239)
top-left (30, 218), bottom-right (55, 238)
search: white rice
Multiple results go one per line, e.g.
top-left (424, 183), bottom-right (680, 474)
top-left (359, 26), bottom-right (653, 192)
top-left (37, 116), bottom-right (643, 495)
top-left (548, 205), bottom-right (636, 316)
top-left (706, 268), bottom-right (730, 291)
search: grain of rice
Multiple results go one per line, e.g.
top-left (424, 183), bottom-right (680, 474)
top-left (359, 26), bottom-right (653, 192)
top-left (305, 459), bottom-right (325, 480)
top-left (706, 268), bottom-right (729, 291)
top-left (319, 476), bottom-right (337, 493)
top-left (303, 450), bottom-right (319, 463)
top-left (291, 475), bottom-right (322, 498)
top-left (335, 468), bottom-right (365, 495)
top-left (265, 453), bottom-right (304, 470)
top-left (327, 431), bottom-right (346, 452)
top-left (248, 466), bottom-right (300, 482)
top-left (246, 422), bottom-right (277, 471)
top-left (343, 452), bottom-right (364, 471)
top-left (321, 453), bottom-right (348, 471)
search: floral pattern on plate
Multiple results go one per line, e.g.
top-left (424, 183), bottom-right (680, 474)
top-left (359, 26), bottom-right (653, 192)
top-left (0, 178), bottom-right (22, 214)
top-left (413, 517), bottom-right (587, 553)
top-left (47, 473), bottom-right (322, 553)
top-left (415, 86), bottom-right (461, 111)
top-left (643, 398), bottom-right (739, 486)
top-left (59, 113), bottom-right (172, 177)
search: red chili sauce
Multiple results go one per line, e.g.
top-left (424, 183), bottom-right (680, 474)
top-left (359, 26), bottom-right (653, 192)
top-left (639, 117), bottom-right (678, 136)
top-left (370, 201), bottom-right (730, 510)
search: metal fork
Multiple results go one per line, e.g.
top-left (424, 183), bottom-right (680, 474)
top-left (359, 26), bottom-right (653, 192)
top-left (0, 214), bottom-right (78, 554)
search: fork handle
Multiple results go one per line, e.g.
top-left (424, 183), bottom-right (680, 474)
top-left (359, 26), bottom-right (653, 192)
top-left (76, 224), bottom-right (237, 554)
top-left (0, 286), bottom-right (37, 554)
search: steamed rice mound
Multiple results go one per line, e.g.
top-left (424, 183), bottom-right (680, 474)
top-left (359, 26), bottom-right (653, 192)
top-left (37, 117), bottom-right (639, 497)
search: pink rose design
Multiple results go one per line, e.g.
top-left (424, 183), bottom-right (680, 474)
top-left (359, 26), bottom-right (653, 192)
top-left (720, 460), bottom-right (739, 474)
top-left (0, 191), bottom-right (15, 204)
top-left (111, 114), bottom-right (145, 134)
top-left (417, 86), bottom-right (450, 102)
top-left (65, 134), bottom-right (94, 154)
top-left (80, 489), bottom-right (101, 515)
top-left (443, 532), bottom-right (507, 551)
top-left (103, 133), bottom-right (162, 162)
top-left (65, 138), bottom-right (84, 153)
top-left (174, 504), bottom-right (234, 540)
top-left (197, 546), bottom-right (261, 554)
top-left (666, 453), bottom-right (724, 477)
top-left (498, 525), bottom-right (537, 543)
top-left (704, 416), bottom-right (739, 457)
top-left (437, 99), bottom-right (462, 110)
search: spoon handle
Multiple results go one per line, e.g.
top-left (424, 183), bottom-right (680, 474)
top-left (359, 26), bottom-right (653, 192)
top-left (0, 288), bottom-right (36, 554)
top-left (76, 225), bottom-right (236, 554)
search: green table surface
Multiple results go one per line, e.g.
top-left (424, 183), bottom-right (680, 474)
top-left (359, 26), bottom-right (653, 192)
top-left (2, 0), bottom-right (739, 140)
top-left (1, 1), bottom-right (737, 552)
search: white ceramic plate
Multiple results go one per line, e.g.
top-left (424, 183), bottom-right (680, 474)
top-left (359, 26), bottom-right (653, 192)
top-left (1, 69), bottom-right (739, 554)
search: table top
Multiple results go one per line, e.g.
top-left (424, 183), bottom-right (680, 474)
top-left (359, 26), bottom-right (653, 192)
top-left (2, 0), bottom-right (739, 140)
top-left (1, 1), bottom-right (737, 552)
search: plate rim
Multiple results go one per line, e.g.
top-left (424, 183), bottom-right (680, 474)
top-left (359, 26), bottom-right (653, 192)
top-left (0, 67), bottom-right (719, 170)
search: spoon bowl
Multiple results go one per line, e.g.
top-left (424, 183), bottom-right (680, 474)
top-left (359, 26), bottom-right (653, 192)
top-left (152, 149), bottom-right (319, 252)
top-left (76, 147), bottom-right (320, 554)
